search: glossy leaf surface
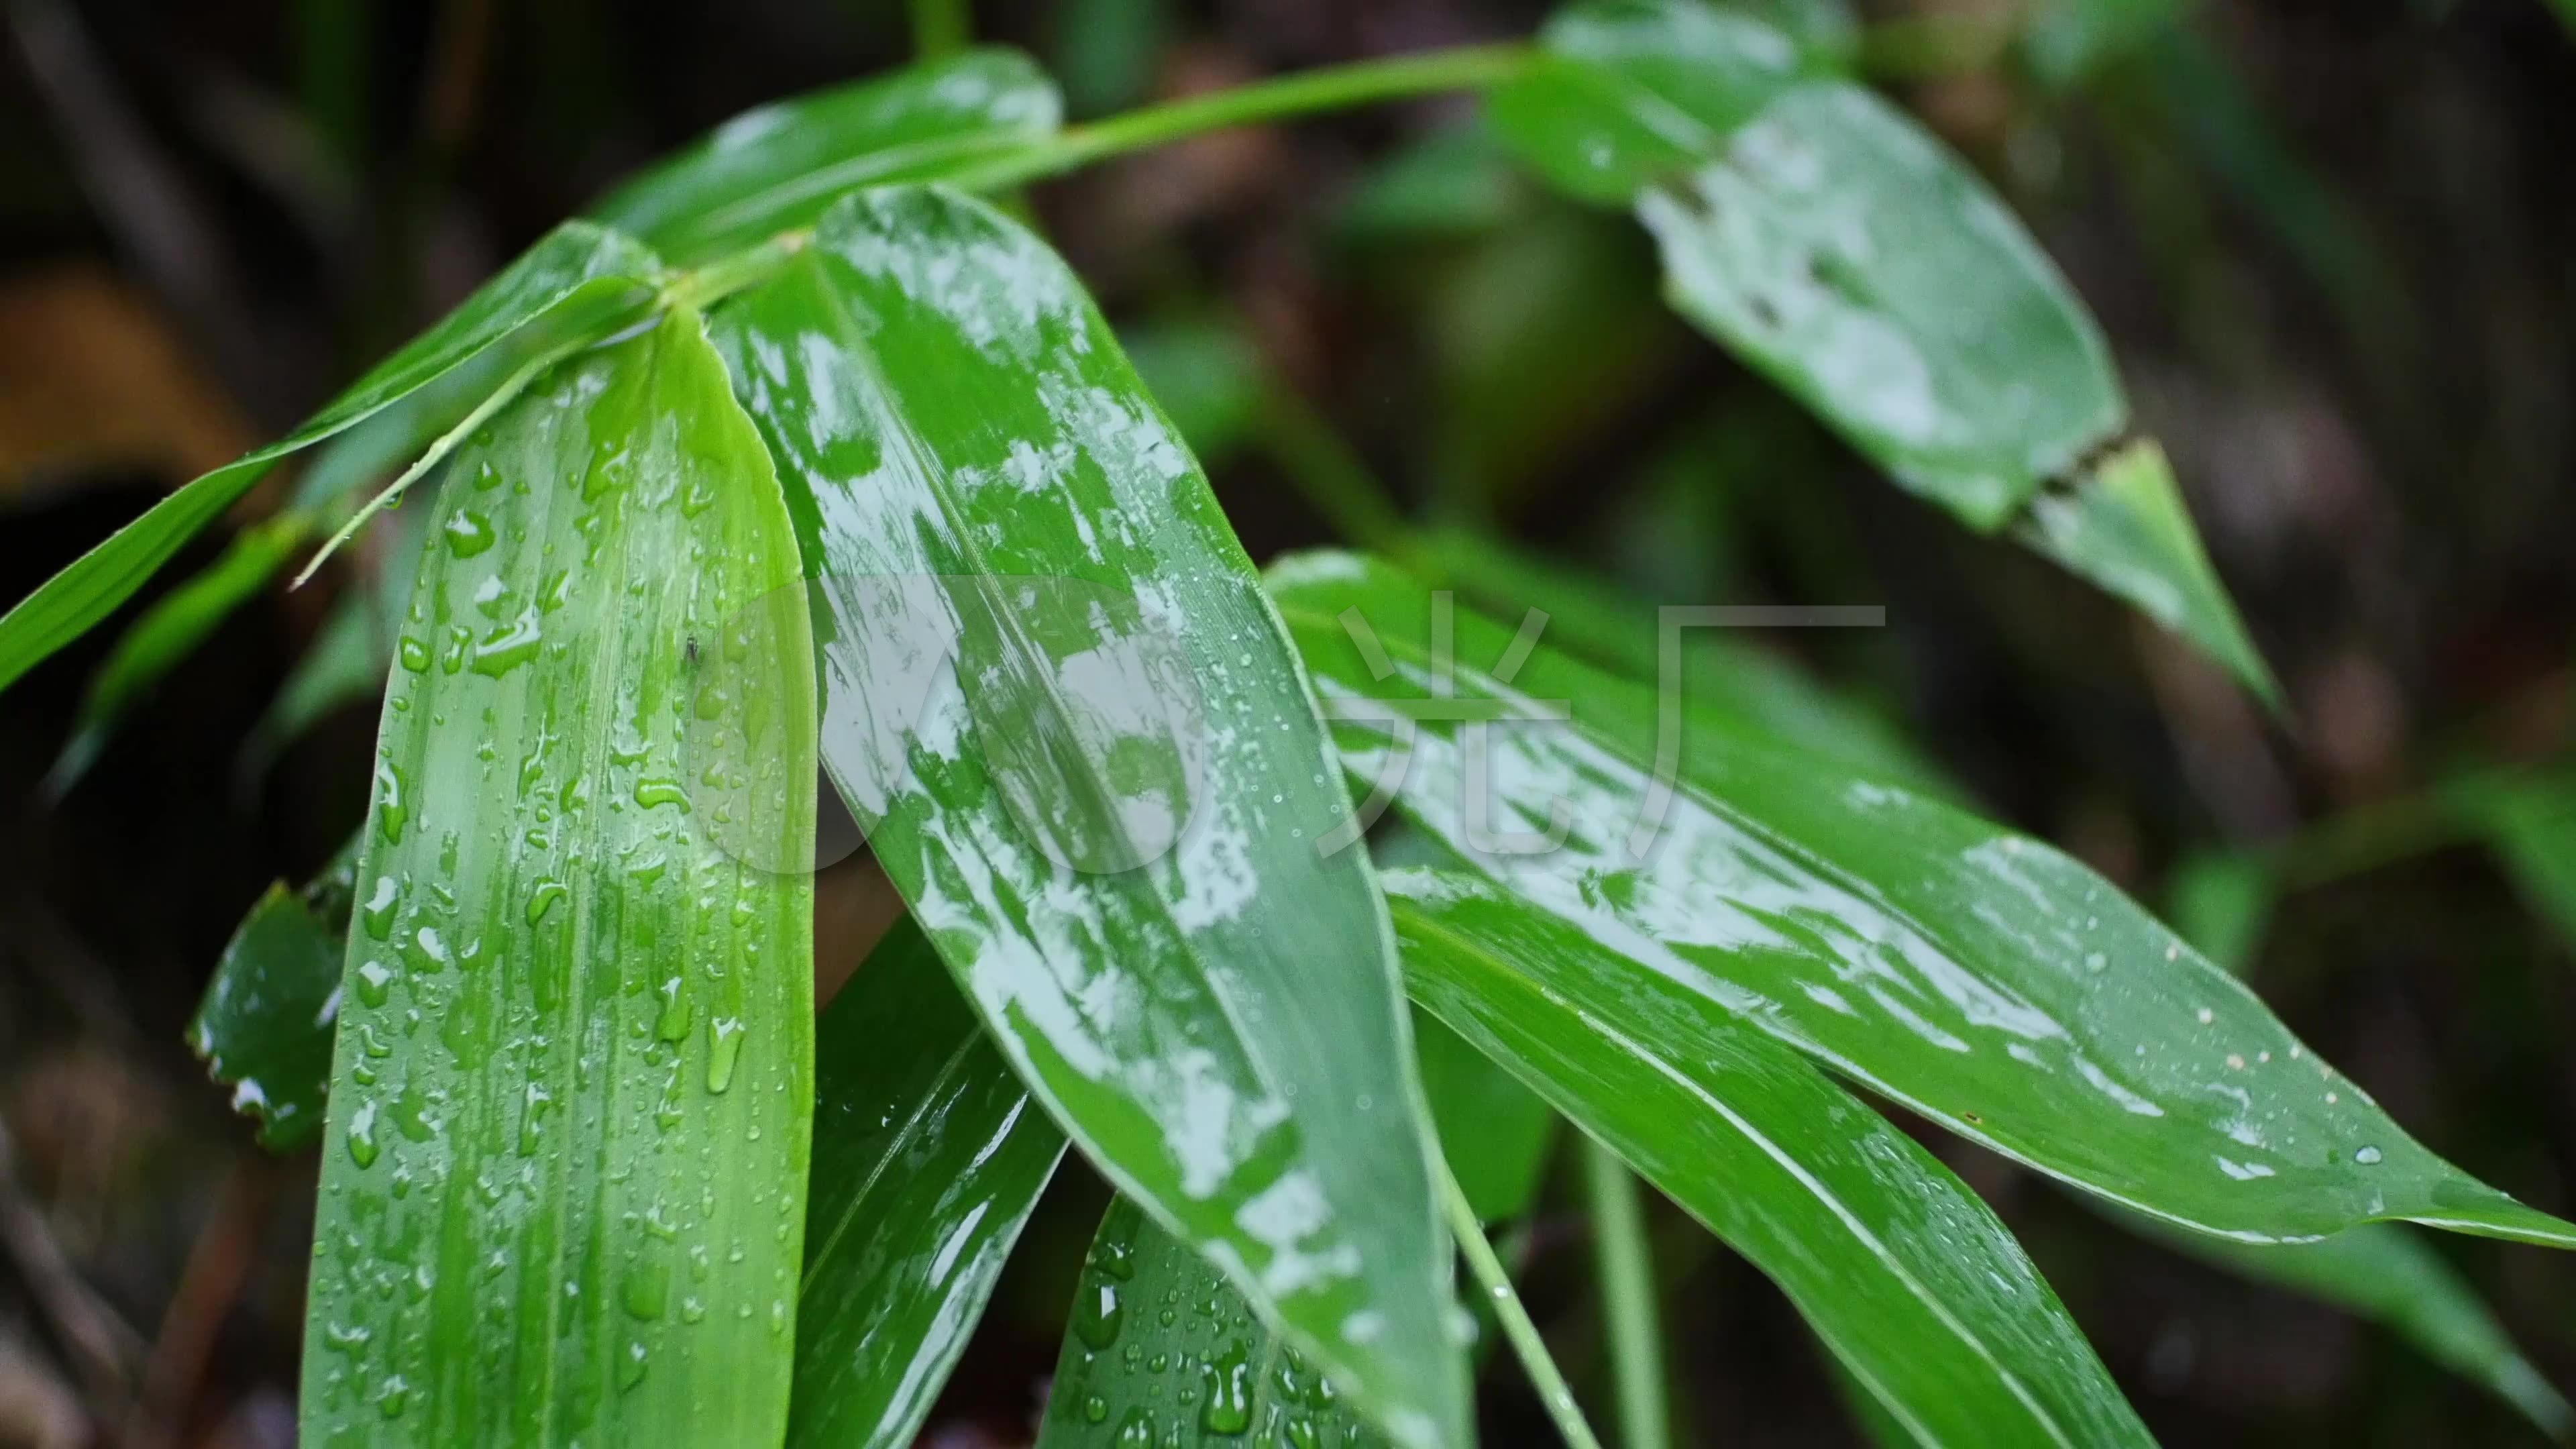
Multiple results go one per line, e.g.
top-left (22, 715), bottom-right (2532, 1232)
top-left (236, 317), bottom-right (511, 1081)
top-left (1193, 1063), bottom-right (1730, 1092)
top-left (0, 222), bottom-right (660, 699)
top-left (1037, 1197), bottom-right (1391, 1449)
top-left (1270, 551), bottom-right (2576, 1250)
top-left (191, 844), bottom-right (360, 1150)
top-left (711, 186), bottom-right (1464, 1449)
top-left (590, 49), bottom-right (1061, 266)
top-left (48, 513), bottom-right (311, 793)
top-left (1493, 0), bottom-right (2116, 528)
top-left (1489, 0), bottom-right (2272, 698)
top-left (792, 918), bottom-right (1067, 1449)
top-left (1391, 866), bottom-right (2151, 1447)
top-left (1410, 528), bottom-right (1953, 799)
top-left (301, 309), bottom-right (816, 1444)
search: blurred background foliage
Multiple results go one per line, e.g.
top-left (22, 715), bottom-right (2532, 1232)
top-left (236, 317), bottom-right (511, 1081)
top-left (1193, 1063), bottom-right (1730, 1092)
top-left (3, 0), bottom-right (2576, 1444)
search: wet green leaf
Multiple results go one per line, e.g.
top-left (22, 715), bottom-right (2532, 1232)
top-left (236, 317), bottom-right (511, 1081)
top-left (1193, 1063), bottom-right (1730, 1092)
top-left (1037, 1197), bottom-right (1394, 1449)
top-left (301, 307), bottom-right (816, 1444)
top-left (792, 918), bottom-right (1067, 1449)
top-left (2129, 1217), bottom-right (2575, 1440)
top-left (2459, 769), bottom-right (2576, 962)
top-left (589, 49), bottom-right (1061, 267)
top-left (1269, 551), bottom-right (2576, 1252)
top-left (191, 843), bottom-right (360, 1151)
top-left (1392, 865), bottom-right (2150, 1445)
top-left (0, 221), bottom-right (659, 700)
top-left (1409, 528), bottom-right (1955, 800)
top-left (710, 186), bottom-right (1466, 1449)
top-left (1489, 0), bottom-right (2273, 700)
top-left (48, 512), bottom-right (313, 794)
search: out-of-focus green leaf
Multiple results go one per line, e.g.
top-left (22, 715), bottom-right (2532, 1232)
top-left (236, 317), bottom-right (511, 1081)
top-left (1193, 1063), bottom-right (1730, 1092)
top-left (1390, 865), bottom-right (2152, 1446)
top-left (1049, 0), bottom-right (1171, 117)
top-left (1411, 528), bottom-right (1955, 799)
top-left (711, 186), bottom-right (1465, 1449)
top-left (237, 589), bottom-right (384, 790)
top-left (1037, 1197), bottom-right (1394, 1449)
top-left (1733, 0), bottom-right (1860, 66)
top-left (1120, 318), bottom-right (1265, 463)
top-left (1335, 122), bottom-right (1525, 246)
top-left (2165, 847), bottom-right (2273, 976)
top-left (792, 918), bottom-right (1066, 1449)
top-left (589, 50), bottom-right (1061, 266)
top-left (2018, 439), bottom-right (2278, 707)
top-left (2459, 769), bottom-right (2576, 961)
top-left (1489, 0), bottom-right (2273, 700)
top-left (2021, 0), bottom-right (2180, 88)
top-left (1269, 551), bottom-right (2576, 1252)
top-left (0, 223), bottom-right (659, 702)
top-left (301, 307), bottom-right (816, 1444)
top-left (2132, 1216), bottom-right (2576, 1440)
top-left (191, 841), bottom-right (359, 1151)
top-left (1427, 207), bottom-right (1684, 513)
top-left (48, 512), bottom-right (312, 793)
top-left (1414, 1009), bottom-right (1557, 1222)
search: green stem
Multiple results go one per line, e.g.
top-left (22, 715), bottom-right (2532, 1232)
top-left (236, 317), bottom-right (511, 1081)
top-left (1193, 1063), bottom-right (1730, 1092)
top-left (947, 42), bottom-right (1535, 193)
top-left (908, 0), bottom-right (969, 59)
top-left (1440, 1159), bottom-right (1606, 1449)
top-left (1580, 1140), bottom-right (1670, 1449)
top-left (2268, 789), bottom-right (2479, 893)
top-left (662, 40), bottom-right (1534, 313)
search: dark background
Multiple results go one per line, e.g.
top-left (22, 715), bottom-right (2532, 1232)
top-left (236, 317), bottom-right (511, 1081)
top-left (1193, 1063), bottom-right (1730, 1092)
top-left (3, 0), bottom-right (2575, 1444)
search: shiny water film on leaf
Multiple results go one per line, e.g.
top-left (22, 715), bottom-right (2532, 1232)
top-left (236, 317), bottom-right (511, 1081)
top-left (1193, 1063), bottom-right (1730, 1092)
top-left (590, 48), bottom-right (1061, 266)
top-left (0, 221), bottom-right (661, 700)
top-left (300, 307), bottom-right (817, 1445)
top-left (1038, 1197), bottom-right (1393, 1449)
top-left (1390, 866), bottom-right (2153, 1448)
top-left (1269, 551), bottom-right (2576, 1253)
top-left (790, 918), bottom-right (1067, 1449)
top-left (708, 185), bottom-right (1466, 1449)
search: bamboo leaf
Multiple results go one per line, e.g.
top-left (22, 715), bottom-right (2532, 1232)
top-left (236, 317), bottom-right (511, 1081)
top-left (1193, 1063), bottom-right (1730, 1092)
top-left (1488, 0), bottom-right (2274, 701)
top-left (301, 307), bottom-right (816, 1443)
top-left (589, 49), bottom-right (1062, 267)
top-left (1037, 1197), bottom-right (1393, 1449)
top-left (0, 222), bottom-right (660, 700)
top-left (1390, 865), bottom-right (2152, 1447)
top-left (792, 918), bottom-right (1067, 1449)
top-left (1408, 529), bottom-right (1955, 800)
top-left (710, 186), bottom-right (1466, 1449)
top-left (1269, 551), bottom-right (2576, 1252)
top-left (47, 513), bottom-right (312, 794)
top-left (191, 841), bottom-right (360, 1150)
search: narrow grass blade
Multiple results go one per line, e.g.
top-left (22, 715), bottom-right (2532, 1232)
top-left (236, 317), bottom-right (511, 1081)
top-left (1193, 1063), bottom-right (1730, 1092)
top-left (711, 186), bottom-right (1466, 1449)
top-left (1270, 551), bottom-right (2576, 1252)
top-left (0, 222), bottom-right (659, 700)
top-left (792, 918), bottom-right (1067, 1449)
top-left (1391, 866), bottom-right (2153, 1448)
top-left (48, 511), bottom-right (311, 794)
top-left (300, 307), bottom-right (815, 1444)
